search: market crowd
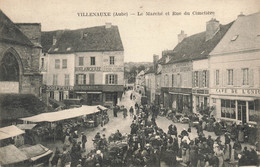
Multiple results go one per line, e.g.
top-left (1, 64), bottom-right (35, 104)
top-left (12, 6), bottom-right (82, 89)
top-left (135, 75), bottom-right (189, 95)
top-left (49, 95), bottom-right (259, 167)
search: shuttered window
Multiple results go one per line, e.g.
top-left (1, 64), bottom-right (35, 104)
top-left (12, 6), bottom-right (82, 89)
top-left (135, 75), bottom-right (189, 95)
top-left (242, 68), bottom-right (249, 85)
top-left (172, 74), bottom-right (174, 87)
top-left (79, 57), bottom-right (84, 66)
top-left (76, 74), bottom-right (86, 85)
top-left (53, 74), bottom-right (58, 85)
top-left (64, 74), bottom-right (70, 86)
top-left (62, 59), bottom-right (67, 69)
top-left (216, 70), bottom-right (220, 85)
top-left (194, 71), bottom-right (199, 87)
top-left (55, 59), bottom-right (60, 69)
top-left (90, 57), bottom-right (95, 65)
top-left (227, 69), bottom-right (233, 85)
top-left (89, 73), bottom-right (95, 85)
top-left (105, 74), bottom-right (118, 84)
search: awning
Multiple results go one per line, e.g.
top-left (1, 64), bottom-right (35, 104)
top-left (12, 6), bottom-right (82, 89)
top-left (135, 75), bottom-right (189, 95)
top-left (0, 125), bottom-right (25, 140)
top-left (20, 105), bottom-right (102, 123)
top-left (0, 145), bottom-right (28, 165)
top-left (19, 144), bottom-right (53, 162)
top-left (75, 92), bottom-right (86, 94)
top-left (87, 92), bottom-right (102, 94)
top-left (16, 124), bottom-right (37, 130)
top-left (97, 105), bottom-right (108, 110)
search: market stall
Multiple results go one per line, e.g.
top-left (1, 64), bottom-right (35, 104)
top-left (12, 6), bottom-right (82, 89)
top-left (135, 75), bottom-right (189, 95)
top-left (0, 145), bottom-right (28, 167)
top-left (0, 125), bottom-right (25, 147)
top-left (19, 144), bottom-right (53, 166)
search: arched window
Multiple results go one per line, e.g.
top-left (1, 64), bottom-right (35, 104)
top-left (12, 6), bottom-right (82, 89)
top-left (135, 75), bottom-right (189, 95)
top-left (0, 52), bottom-right (20, 82)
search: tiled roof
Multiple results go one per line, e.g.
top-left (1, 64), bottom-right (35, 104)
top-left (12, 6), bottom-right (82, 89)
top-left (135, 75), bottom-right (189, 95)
top-left (0, 10), bottom-right (34, 46)
top-left (211, 12), bottom-right (260, 55)
top-left (41, 30), bottom-right (63, 53)
top-left (167, 21), bottom-right (233, 64)
top-left (48, 25), bottom-right (124, 54)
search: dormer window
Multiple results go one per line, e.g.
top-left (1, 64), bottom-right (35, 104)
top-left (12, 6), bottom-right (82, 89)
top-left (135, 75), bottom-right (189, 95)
top-left (231, 35), bottom-right (239, 41)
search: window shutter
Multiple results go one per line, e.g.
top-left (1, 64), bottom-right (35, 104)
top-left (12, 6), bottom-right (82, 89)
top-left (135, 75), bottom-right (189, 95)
top-left (172, 74), bottom-right (174, 87)
top-left (249, 68), bottom-right (254, 87)
top-left (213, 69), bottom-right (216, 86)
top-left (187, 72), bottom-right (192, 88)
top-left (174, 74), bottom-right (177, 87)
top-left (76, 75), bottom-right (78, 85)
top-left (192, 71), bottom-right (195, 87)
top-left (115, 75), bottom-right (118, 84)
top-left (234, 69), bottom-right (238, 87)
top-left (222, 69), bottom-right (226, 86)
top-left (105, 75), bottom-right (108, 84)
top-left (198, 71), bottom-right (203, 88)
top-left (206, 70), bottom-right (209, 88)
top-left (83, 74), bottom-right (86, 84)
top-left (179, 74), bottom-right (182, 87)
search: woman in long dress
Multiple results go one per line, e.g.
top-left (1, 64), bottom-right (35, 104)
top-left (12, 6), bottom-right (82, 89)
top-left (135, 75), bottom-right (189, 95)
top-left (215, 146), bottom-right (224, 167)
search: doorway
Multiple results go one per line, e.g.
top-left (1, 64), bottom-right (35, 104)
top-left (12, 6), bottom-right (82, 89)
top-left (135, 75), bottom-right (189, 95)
top-left (238, 101), bottom-right (247, 124)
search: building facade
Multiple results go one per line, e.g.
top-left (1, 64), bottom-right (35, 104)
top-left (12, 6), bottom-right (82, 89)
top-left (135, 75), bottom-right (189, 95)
top-left (192, 59), bottom-right (210, 113)
top-left (209, 13), bottom-right (260, 124)
top-left (42, 23), bottom-right (124, 107)
top-left (161, 19), bottom-right (233, 114)
top-left (0, 10), bottom-right (42, 96)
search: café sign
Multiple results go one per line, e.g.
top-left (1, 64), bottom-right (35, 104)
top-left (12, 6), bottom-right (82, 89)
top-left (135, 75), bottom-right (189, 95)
top-left (46, 85), bottom-right (73, 91)
top-left (212, 88), bottom-right (260, 96)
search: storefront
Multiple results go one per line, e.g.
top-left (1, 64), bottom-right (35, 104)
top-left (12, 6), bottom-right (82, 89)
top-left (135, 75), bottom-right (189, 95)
top-left (169, 88), bottom-right (192, 113)
top-left (192, 89), bottom-right (210, 113)
top-left (46, 85), bottom-right (73, 101)
top-left (74, 85), bottom-right (123, 107)
top-left (210, 88), bottom-right (260, 124)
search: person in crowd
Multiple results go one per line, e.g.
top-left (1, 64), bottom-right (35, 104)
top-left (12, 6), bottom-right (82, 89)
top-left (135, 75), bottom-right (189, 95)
top-left (81, 132), bottom-right (87, 151)
top-left (214, 145), bottom-right (224, 167)
top-left (51, 147), bottom-right (60, 167)
top-left (129, 106), bottom-right (134, 117)
top-left (223, 133), bottom-right (231, 161)
top-left (233, 139), bottom-right (242, 160)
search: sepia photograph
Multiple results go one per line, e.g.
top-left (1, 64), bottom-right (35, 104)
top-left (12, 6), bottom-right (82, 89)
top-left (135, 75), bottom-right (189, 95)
top-left (0, 0), bottom-right (259, 166)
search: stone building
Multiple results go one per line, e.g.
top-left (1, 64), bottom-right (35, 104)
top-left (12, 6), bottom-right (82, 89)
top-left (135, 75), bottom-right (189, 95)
top-left (42, 23), bottom-right (124, 107)
top-left (0, 10), bottom-right (42, 96)
top-left (209, 13), bottom-right (260, 124)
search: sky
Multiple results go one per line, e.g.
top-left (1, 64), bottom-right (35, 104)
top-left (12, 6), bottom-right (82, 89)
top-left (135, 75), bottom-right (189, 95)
top-left (0, 0), bottom-right (259, 62)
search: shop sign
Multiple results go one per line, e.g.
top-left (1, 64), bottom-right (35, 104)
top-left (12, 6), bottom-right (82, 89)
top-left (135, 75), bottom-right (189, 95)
top-left (46, 85), bottom-right (73, 91)
top-left (75, 67), bottom-right (101, 72)
top-left (169, 87), bottom-right (192, 94)
top-left (74, 85), bottom-right (102, 91)
top-left (192, 89), bottom-right (209, 94)
top-left (0, 81), bottom-right (19, 93)
top-left (103, 66), bottom-right (124, 72)
top-left (212, 88), bottom-right (260, 96)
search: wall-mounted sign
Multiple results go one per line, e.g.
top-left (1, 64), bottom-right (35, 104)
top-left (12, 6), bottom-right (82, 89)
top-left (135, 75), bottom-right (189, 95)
top-left (75, 67), bottom-right (101, 72)
top-left (0, 82), bottom-right (19, 93)
top-left (74, 85), bottom-right (102, 91)
top-left (103, 66), bottom-right (124, 72)
top-left (211, 88), bottom-right (260, 96)
top-left (46, 85), bottom-right (73, 91)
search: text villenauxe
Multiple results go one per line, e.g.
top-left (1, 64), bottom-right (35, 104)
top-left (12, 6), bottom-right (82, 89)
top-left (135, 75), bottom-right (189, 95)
top-left (77, 11), bottom-right (214, 17)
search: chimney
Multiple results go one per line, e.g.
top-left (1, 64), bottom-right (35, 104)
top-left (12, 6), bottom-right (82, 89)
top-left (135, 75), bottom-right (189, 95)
top-left (105, 22), bottom-right (112, 29)
top-left (153, 54), bottom-right (159, 69)
top-left (206, 18), bottom-right (220, 41)
top-left (178, 30), bottom-right (187, 43)
top-left (53, 36), bottom-right (57, 45)
top-left (237, 12), bottom-right (245, 18)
